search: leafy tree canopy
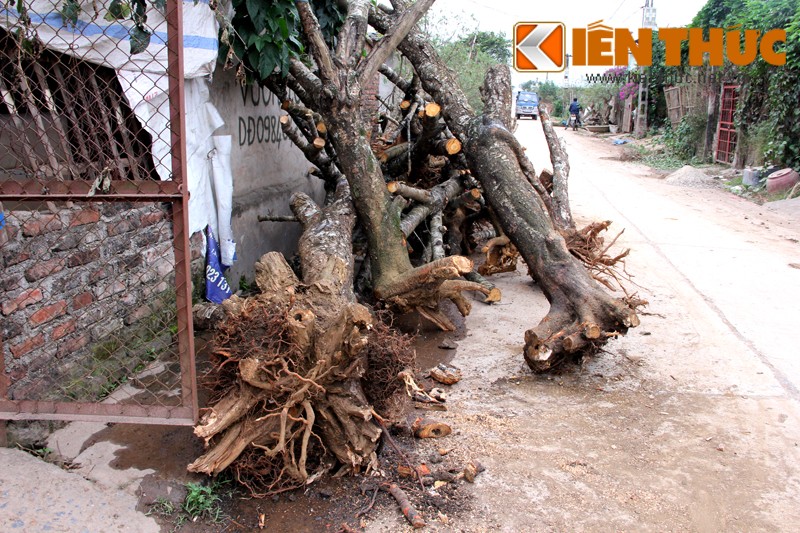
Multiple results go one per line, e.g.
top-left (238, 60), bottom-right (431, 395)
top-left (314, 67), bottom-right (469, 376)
top-left (456, 31), bottom-right (511, 64)
top-left (220, 0), bottom-right (345, 83)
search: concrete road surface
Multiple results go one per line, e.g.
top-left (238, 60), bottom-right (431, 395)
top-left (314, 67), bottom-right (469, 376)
top-left (370, 118), bottom-right (800, 532)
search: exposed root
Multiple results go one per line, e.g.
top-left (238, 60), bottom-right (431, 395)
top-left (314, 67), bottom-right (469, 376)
top-left (523, 299), bottom-right (641, 373)
top-left (362, 312), bottom-right (416, 416)
top-left (566, 220), bottom-right (644, 298)
top-left (190, 266), bottom-right (417, 496)
top-left (478, 235), bottom-right (519, 276)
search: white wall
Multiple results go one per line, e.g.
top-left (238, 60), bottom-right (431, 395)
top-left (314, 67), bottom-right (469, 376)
top-left (209, 69), bottom-right (325, 287)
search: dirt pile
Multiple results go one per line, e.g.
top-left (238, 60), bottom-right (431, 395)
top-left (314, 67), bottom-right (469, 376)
top-left (664, 165), bottom-right (715, 188)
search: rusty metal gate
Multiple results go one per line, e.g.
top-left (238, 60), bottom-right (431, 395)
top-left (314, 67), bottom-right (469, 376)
top-left (0, 0), bottom-right (198, 428)
top-left (715, 84), bottom-right (739, 163)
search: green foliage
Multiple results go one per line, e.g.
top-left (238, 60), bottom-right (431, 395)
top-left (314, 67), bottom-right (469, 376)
top-left (456, 31), bottom-right (511, 64)
top-left (662, 113), bottom-right (707, 161)
top-left (692, 0), bottom-right (748, 28)
top-left (692, 0), bottom-right (800, 168)
top-left (60, 0), bottom-right (80, 27)
top-left (238, 275), bottom-right (251, 293)
top-left (182, 479), bottom-right (230, 522)
top-left (105, 0), bottom-right (132, 21)
top-left (437, 40), bottom-right (498, 112)
top-left (422, 13), bottom-right (510, 112)
top-left (640, 149), bottom-right (688, 171)
top-left (221, 0), bottom-right (344, 83)
top-left (147, 497), bottom-right (177, 517)
top-left (578, 81), bottom-right (616, 109)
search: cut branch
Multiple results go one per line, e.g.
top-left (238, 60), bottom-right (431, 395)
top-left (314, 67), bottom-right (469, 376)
top-left (295, 1), bottom-right (337, 84)
top-left (359, 0), bottom-right (436, 87)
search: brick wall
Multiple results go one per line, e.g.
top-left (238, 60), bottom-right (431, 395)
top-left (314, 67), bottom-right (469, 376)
top-left (1, 201), bottom-right (178, 400)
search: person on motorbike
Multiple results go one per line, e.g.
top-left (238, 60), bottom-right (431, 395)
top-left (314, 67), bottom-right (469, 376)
top-left (568, 98), bottom-right (582, 127)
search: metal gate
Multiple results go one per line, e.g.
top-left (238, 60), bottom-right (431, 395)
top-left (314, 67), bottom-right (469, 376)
top-left (0, 0), bottom-right (197, 428)
top-left (715, 84), bottom-right (739, 163)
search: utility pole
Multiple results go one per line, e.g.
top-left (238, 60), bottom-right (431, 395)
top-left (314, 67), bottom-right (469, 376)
top-left (635, 0), bottom-right (657, 137)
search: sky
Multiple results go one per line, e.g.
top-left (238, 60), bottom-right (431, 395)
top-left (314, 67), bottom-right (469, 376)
top-left (425, 0), bottom-right (711, 87)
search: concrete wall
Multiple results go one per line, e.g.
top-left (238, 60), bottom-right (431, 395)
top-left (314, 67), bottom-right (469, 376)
top-left (208, 69), bottom-right (324, 287)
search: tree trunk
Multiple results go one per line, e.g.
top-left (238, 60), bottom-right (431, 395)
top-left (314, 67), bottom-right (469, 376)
top-left (287, 0), bottom-right (489, 328)
top-left (189, 179), bottom-right (382, 488)
top-left (370, 7), bottom-right (639, 371)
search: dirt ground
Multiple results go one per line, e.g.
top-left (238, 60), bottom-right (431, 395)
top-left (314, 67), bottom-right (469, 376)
top-left (362, 121), bottom-right (800, 532)
top-left (30, 121), bottom-right (800, 532)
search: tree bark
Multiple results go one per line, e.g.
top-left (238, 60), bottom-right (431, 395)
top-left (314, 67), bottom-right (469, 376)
top-left (289, 0), bottom-right (487, 326)
top-left (370, 7), bottom-right (639, 371)
top-left (189, 179), bottom-right (382, 487)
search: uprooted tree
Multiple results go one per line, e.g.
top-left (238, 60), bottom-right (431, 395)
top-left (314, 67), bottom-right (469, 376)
top-left (190, 0), bottom-right (641, 493)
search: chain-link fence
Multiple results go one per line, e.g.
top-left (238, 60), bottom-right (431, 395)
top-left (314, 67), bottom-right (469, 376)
top-left (1, 0), bottom-right (198, 425)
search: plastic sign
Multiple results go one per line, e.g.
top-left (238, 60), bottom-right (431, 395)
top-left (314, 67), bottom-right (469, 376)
top-left (513, 19), bottom-right (786, 72)
top-left (514, 23), bottom-right (566, 72)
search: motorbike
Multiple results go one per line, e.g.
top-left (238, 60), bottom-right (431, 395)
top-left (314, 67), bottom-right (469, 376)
top-left (568, 113), bottom-right (579, 131)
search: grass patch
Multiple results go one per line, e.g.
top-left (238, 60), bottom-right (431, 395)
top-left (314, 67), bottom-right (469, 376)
top-left (146, 478), bottom-right (233, 532)
top-left (183, 481), bottom-right (227, 522)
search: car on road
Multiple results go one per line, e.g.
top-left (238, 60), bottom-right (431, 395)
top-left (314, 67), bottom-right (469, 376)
top-left (515, 91), bottom-right (539, 120)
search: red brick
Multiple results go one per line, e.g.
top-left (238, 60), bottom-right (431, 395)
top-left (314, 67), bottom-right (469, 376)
top-left (73, 291), bottom-right (94, 310)
top-left (10, 334), bottom-right (45, 358)
top-left (1, 288), bottom-right (43, 316)
top-left (124, 305), bottom-right (154, 325)
top-left (4, 250), bottom-right (31, 268)
top-left (30, 300), bottom-right (67, 326)
top-left (66, 248), bottom-right (100, 268)
top-left (141, 211), bottom-right (167, 226)
top-left (22, 214), bottom-right (63, 237)
top-left (94, 280), bottom-right (126, 300)
top-left (107, 218), bottom-right (141, 236)
top-left (6, 367), bottom-right (26, 384)
top-left (69, 209), bottom-right (101, 227)
top-left (89, 267), bottom-right (110, 284)
top-left (0, 275), bottom-right (22, 292)
top-left (57, 334), bottom-right (88, 358)
top-left (51, 319), bottom-right (77, 340)
top-left (24, 258), bottom-right (65, 282)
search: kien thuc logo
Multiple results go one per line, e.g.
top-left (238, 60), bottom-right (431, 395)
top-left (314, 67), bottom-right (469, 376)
top-left (514, 19), bottom-right (786, 72)
top-left (514, 22), bottom-right (566, 73)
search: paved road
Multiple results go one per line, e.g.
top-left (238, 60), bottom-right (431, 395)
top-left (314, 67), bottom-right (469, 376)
top-left (538, 123), bottom-right (800, 399)
top-left (370, 120), bottom-right (800, 531)
top-left (516, 118), bottom-right (800, 394)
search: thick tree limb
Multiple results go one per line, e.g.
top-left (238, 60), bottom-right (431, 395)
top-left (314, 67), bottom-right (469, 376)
top-left (337, 0), bottom-right (371, 68)
top-left (358, 0), bottom-right (436, 87)
top-left (540, 108), bottom-right (575, 234)
top-left (398, 177), bottom-right (463, 236)
top-left (289, 57), bottom-right (323, 98)
top-left (373, 4), bottom-right (639, 370)
top-left (295, 1), bottom-right (337, 85)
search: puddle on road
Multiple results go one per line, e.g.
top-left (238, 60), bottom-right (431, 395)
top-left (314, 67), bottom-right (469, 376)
top-left (78, 310), bottom-right (473, 530)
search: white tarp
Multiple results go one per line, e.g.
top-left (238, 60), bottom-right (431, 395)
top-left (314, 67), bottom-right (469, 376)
top-left (1, 0), bottom-right (218, 77)
top-left (2, 0), bottom-right (235, 265)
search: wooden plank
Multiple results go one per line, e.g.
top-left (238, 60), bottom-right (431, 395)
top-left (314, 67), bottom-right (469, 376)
top-left (104, 75), bottom-right (143, 180)
top-left (0, 77), bottom-right (40, 173)
top-left (85, 70), bottom-right (128, 180)
top-left (51, 63), bottom-right (96, 180)
top-left (32, 63), bottom-right (79, 179)
top-left (3, 51), bottom-right (63, 177)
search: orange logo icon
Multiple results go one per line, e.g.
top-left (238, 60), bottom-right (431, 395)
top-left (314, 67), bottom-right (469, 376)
top-left (514, 22), bottom-right (565, 72)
